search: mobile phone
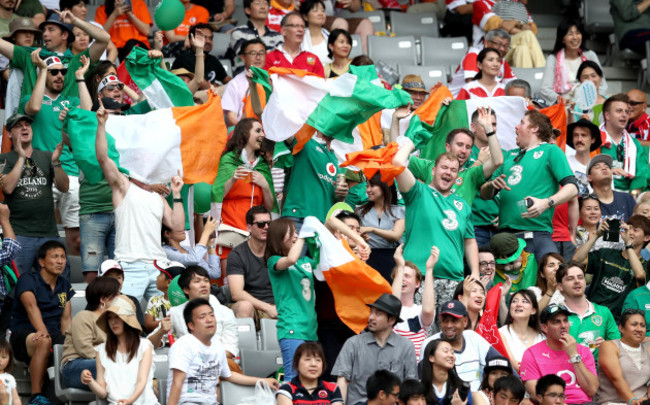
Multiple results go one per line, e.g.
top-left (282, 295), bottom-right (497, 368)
top-left (603, 219), bottom-right (620, 242)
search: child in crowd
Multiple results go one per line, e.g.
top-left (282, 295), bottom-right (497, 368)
top-left (0, 340), bottom-right (20, 405)
top-left (398, 379), bottom-right (426, 405)
top-left (144, 261), bottom-right (185, 334)
top-left (535, 375), bottom-right (567, 405)
top-left (493, 375), bottom-right (526, 405)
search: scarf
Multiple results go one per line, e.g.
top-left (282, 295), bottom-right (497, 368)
top-left (553, 48), bottom-right (587, 95)
top-left (601, 124), bottom-right (637, 180)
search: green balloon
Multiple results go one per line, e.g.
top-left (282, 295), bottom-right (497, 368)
top-left (154, 0), bottom-right (185, 31)
top-left (193, 183), bottom-right (212, 214)
top-left (168, 275), bottom-right (188, 306)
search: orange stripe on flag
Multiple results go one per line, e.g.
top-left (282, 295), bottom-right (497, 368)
top-left (175, 93), bottom-right (228, 184)
top-left (243, 82), bottom-right (267, 119)
top-left (539, 100), bottom-right (567, 151)
top-left (357, 112), bottom-right (383, 149)
top-left (292, 124), bottom-right (318, 155)
top-left (268, 67), bottom-right (322, 78)
top-left (414, 85), bottom-right (453, 125)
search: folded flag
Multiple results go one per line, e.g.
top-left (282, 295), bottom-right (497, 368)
top-left (262, 65), bottom-right (412, 154)
top-left (420, 96), bottom-right (529, 161)
top-left (413, 84), bottom-right (453, 125)
top-left (299, 216), bottom-right (393, 334)
top-left (477, 282), bottom-right (508, 357)
top-left (341, 142), bottom-right (404, 184)
top-left (64, 93), bottom-right (228, 185)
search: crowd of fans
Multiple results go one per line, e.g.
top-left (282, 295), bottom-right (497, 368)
top-left (0, 0), bottom-right (647, 403)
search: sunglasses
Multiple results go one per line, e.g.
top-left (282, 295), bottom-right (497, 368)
top-left (104, 83), bottom-right (124, 91)
top-left (254, 221), bottom-right (270, 228)
top-left (48, 68), bottom-right (68, 76)
top-left (629, 101), bottom-right (645, 106)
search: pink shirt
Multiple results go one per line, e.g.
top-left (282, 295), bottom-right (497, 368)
top-left (520, 341), bottom-right (597, 405)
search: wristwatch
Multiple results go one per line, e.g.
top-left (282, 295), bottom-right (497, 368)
top-left (569, 354), bottom-right (582, 364)
top-left (626, 244), bottom-right (635, 250)
top-left (547, 198), bottom-right (556, 208)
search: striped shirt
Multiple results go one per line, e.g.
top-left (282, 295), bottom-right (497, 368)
top-left (394, 304), bottom-right (429, 361)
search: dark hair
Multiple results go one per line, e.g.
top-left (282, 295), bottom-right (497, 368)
top-left (452, 281), bottom-right (485, 330)
top-left (474, 47), bottom-right (500, 81)
top-left (627, 214), bottom-right (650, 247)
top-left (265, 218), bottom-right (296, 262)
top-left (86, 277), bottom-right (121, 311)
top-left (327, 29), bottom-right (352, 59)
top-left (552, 19), bottom-right (587, 54)
top-left (421, 340), bottom-right (470, 405)
top-left (189, 23), bottom-right (214, 39)
top-left (292, 342), bottom-right (327, 378)
top-left (280, 11), bottom-right (302, 27)
top-left (224, 118), bottom-right (262, 157)
top-left (603, 93), bottom-right (630, 115)
top-left (366, 369), bottom-right (401, 401)
top-left (37, 240), bottom-right (66, 259)
top-left (87, 60), bottom-right (117, 106)
top-left (535, 253), bottom-right (564, 294)
top-left (178, 265), bottom-right (211, 298)
top-left (0, 340), bottom-right (15, 373)
top-left (493, 375), bottom-right (526, 401)
top-left (299, 0), bottom-right (326, 22)
top-left (576, 60), bottom-right (603, 84)
top-left (578, 193), bottom-right (599, 210)
top-left (60, 0), bottom-right (85, 10)
top-left (479, 366), bottom-right (512, 391)
top-left (478, 246), bottom-right (494, 255)
top-left (446, 128), bottom-right (475, 146)
top-left (335, 210), bottom-right (361, 224)
top-left (246, 205), bottom-right (271, 225)
top-left (555, 261), bottom-right (585, 284)
top-left (524, 110), bottom-right (553, 143)
top-left (620, 308), bottom-right (645, 327)
top-left (536, 374), bottom-right (566, 397)
top-left (239, 38), bottom-right (266, 55)
top-left (351, 54), bottom-right (374, 66)
top-left (244, 0), bottom-right (268, 10)
top-left (161, 224), bottom-right (172, 246)
top-left (183, 297), bottom-right (212, 330)
top-left (471, 108), bottom-right (496, 125)
top-left (358, 173), bottom-right (394, 218)
top-left (104, 311), bottom-right (141, 363)
top-left (504, 289), bottom-right (542, 333)
top-left (398, 379), bottom-right (426, 403)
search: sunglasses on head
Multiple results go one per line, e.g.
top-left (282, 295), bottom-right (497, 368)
top-left (48, 68), bottom-right (68, 76)
top-left (104, 83), bottom-right (124, 91)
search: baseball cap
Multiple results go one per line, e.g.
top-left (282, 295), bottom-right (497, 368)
top-left (154, 260), bottom-right (185, 279)
top-left (540, 304), bottom-right (571, 324)
top-left (484, 354), bottom-right (513, 375)
top-left (587, 154), bottom-right (613, 175)
top-left (6, 113), bottom-right (33, 131)
top-left (440, 300), bottom-right (468, 318)
top-left (98, 259), bottom-right (123, 277)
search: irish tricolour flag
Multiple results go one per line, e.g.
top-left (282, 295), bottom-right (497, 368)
top-left (299, 216), bottom-right (392, 334)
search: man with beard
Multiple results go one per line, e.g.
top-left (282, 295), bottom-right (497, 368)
top-left (419, 300), bottom-right (498, 391)
top-left (332, 293), bottom-right (417, 405)
top-left (0, 0), bottom-right (18, 36)
top-left (392, 108), bottom-right (480, 310)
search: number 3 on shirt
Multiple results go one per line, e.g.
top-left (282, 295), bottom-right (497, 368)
top-left (442, 209), bottom-right (459, 231)
top-left (507, 165), bottom-right (523, 186)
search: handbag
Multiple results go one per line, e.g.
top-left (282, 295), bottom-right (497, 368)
top-left (217, 223), bottom-right (250, 250)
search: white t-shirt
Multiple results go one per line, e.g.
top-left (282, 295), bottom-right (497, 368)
top-left (0, 373), bottom-right (16, 404)
top-left (96, 339), bottom-right (158, 405)
top-left (167, 334), bottom-right (232, 404)
top-left (498, 325), bottom-right (545, 366)
top-left (221, 71), bottom-right (249, 120)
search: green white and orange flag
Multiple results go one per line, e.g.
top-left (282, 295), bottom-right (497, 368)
top-left (63, 93), bottom-right (228, 185)
top-left (300, 216), bottom-right (392, 334)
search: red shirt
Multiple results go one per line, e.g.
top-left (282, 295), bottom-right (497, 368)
top-left (627, 112), bottom-right (650, 141)
top-left (456, 80), bottom-right (505, 99)
top-left (449, 46), bottom-right (515, 96)
top-left (264, 47), bottom-right (325, 77)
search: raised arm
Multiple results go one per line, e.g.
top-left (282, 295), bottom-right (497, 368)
top-left (187, 33), bottom-right (205, 94)
top-left (59, 10), bottom-right (110, 62)
top-left (2, 142), bottom-right (26, 195)
top-left (95, 99), bottom-right (128, 196)
top-left (273, 238), bottom-right (305, 271)
top-left (24, 48), bottom-right (47, 116)
top-left (246, 69), bottom-right (264, 120)
top-left (421, 246), bottom-right (438, 328)
top-left (75, 55), bottom-right (92, 110)
top-left (573, 221), bottom-right (607, 264)
top-left (391, 244), bottom-right (405, 297)
top-left (0, 37), bottom-right (15, 61)
top-left (162, 170), bottom-right (185, 231)
top-left (621, 224), bottom-right (647, 284)
top-left (475, 107), bottom-right (503, 179)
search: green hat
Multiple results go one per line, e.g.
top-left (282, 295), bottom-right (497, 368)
top-left (326, 202), bottom-right (353, 220)
top-left (490, 233), bottom-right (526, 264)
top-left (6, 113), bottom-right (33, 131)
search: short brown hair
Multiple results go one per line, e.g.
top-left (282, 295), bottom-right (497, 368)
top-left (292, 342), bottom-right (326, 377)
top-left (627, 214), bottom-right (650, 247)
top-left (264, 218), bottom-right (296, 262)
top-left (603, 93), bottom-right (630, 115)
top-left (525, 110), bottom-right (553, 142)
top-left (434, 151), bottom-right (460, 167)
top-left (445, 128), bottom-right (475, 146)
top-left (555, 261), bottom-right (585, 284)
top-left (390, 261), bottom-right (423, 284)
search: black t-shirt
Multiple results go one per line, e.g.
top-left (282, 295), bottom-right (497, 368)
top-left (172, 50), bottom-right (227, 84)
top-left (227, 242), bottom-right (274, 304)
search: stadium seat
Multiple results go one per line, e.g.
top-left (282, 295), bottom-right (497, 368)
top-left (70, 283), bottom-right (88, 317)
top-left (69, 256), bottom-right (83, 283)
top-left (368, 36), bottom-right (417, 68)
top-left (389, 11), bottom-right (439, 39)
top-left (210, 32), bottom-right (231, 59)
top-left (232, 6), bottom-right (249, 27)
top-left (220, 59), bottom-right (233, 78)
top-left (350, 34), bottom-right (363, 59)
top-left (398, 64), bottom-right (448, 88)
top-left (512, 67), bottom-right (545, 98)
top-left (421, 36), bottom-right (468, 67)
top-left (260, 318), bottom-right (279, 350)
top-left (237, 317), bottom-right (257, 350)
top-left (221, 381), bottom-right (257, 405)
top-left (240, 349), bottom-right (283, 377)
top-left (582, 0), bottom-right (614, 35)
top-left (52, 344), bottom-right (97, 404)
top-left (152, 348), bottom-right (169, 405)
top-left (87, 5), bottom-right (99, 21)
top-left (338, 10), bottom-right (387, 33)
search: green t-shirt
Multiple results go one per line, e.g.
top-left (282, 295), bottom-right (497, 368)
top-left (11, 46), bottom-right (90, 99)
top-left (622, 284), bottom-right (650, 336)
top-left (567, 302), bottom-right (620, 363)
top-left (464, 145), bottom-right (480, 169)
top-left (494, 251), bottom-right (537, 293)
top-left (409, 156), bottom-right (487, 206)
top-left (1, 149), bottom-right (58, 237)
top-left (346, 181), bottom-right (368, 208)
top-left (19, 94), bottom-right (80, 176)
top-left (471, 193), bottom-right (499, 227)
top-left (494, 143), bottom-right (574, 232)
top-left (282, 138), bottom-right (340, 222)
top-left (586, 248), bottom-right (648, 320)
top-left (15, 0), bottom-right (44, 18)
top-left (599, 135), bottom-right (648, 192)
top-left (0, 15), bottom-right (18, 37)
top-left (267, 255), bottom-right (318, 341)
top-left (402, 181), bottom-right (474, 280)
top-left (78, 178), bottom-right (113, 215)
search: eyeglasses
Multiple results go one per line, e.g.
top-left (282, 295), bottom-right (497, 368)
top-left (245, 51), bottom-right (266, 57)
top-left (104, 83), bottom-right (124, 91)
top-left (543, 393), bottom-right (567, 400)
top-left (479, 261), bottom-right (496, 268)
top-left (629, 101), bottom-right (645, 106)
top-left (284, 23), bottom-right (305, 29)
top-left (254, 221), bottom-right (270, 228)
top-left (388, 391), bottom-right (400, 398)
top-left (488, 39), bottom-right (509, 50)
top-left (48, 68), bottom-right (68, 76)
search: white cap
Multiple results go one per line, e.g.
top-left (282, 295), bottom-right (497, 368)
top-left (98, 259), bottom-right (123, 277)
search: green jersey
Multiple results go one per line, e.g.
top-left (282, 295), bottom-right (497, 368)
top-left (267, 255), bottom-right (318, 341)
top-left (346, 182), bottom-right (368, 208)
top-left (19, 94), bottom-right (80, 176)
top-left (494, 143), bottom-right (574, 232)
top-left (586, 248), bottom-right (648, 321)
top-left (282, 138), bottom-right (340, 222)
top-left (78, 178), bottom-right (113, 215)
top-left (494, 251), bottom-right (537, 293)
top-left (622, 284), bottom-right (650, 336)
top-left (409, 156), bottom-right (487, 206)
top-left (599, 131), bottom-right (648, 191)
top-left (402, 181), bottom-right (474, 280)
top-left (567, 301), bottom-right (620, 363)
top-left (12, 46), bottom-right (90, 99)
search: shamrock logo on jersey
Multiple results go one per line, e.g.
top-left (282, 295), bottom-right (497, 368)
top-left (454, 200), bottom-right (463, 211)
top-left (301, 262), bottom-right (313, 273)
top-left (533, 151), bottom-right (544, 159)
top-left (300, 278), bottom-right (312, 301)
top-left (507, 165), bottom-right (523, 186)
top-left (455, 177), bottom-right (463, 186)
